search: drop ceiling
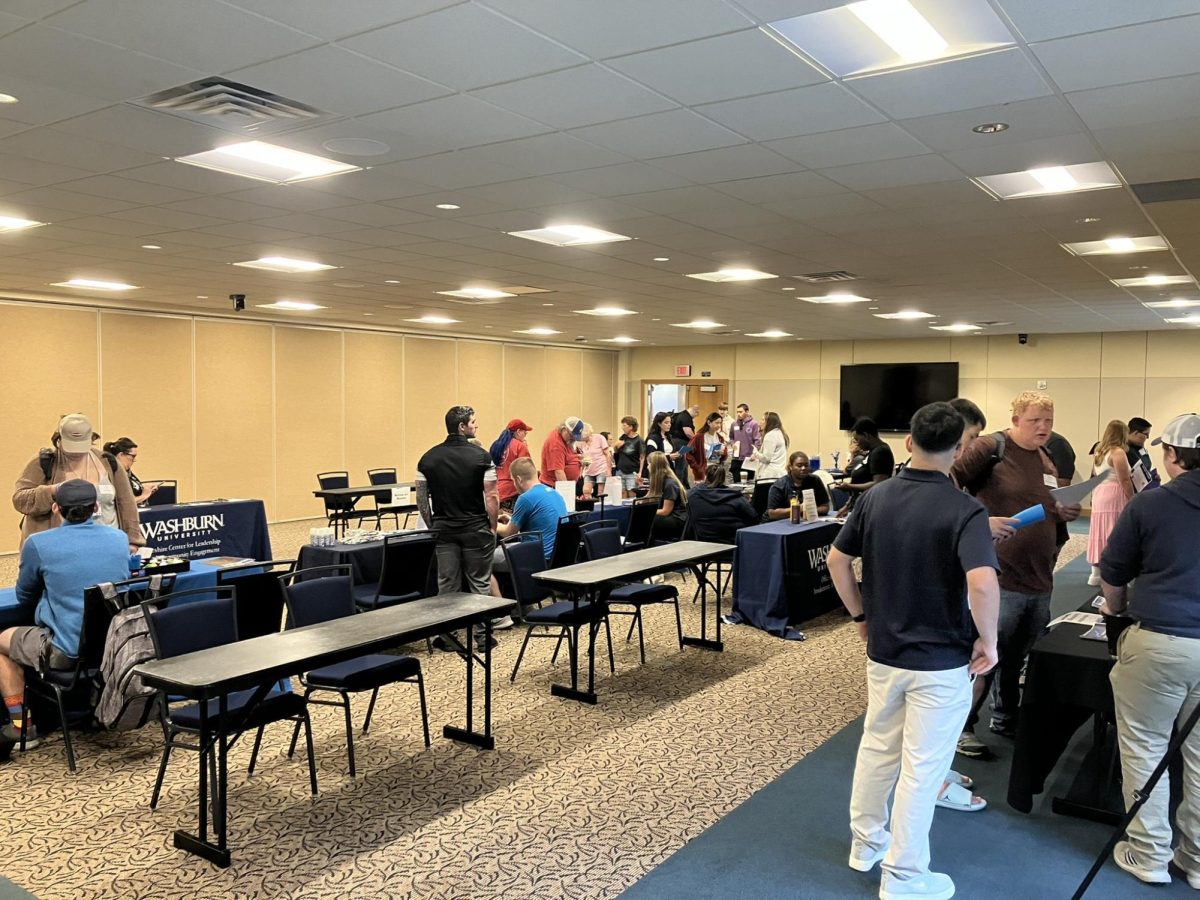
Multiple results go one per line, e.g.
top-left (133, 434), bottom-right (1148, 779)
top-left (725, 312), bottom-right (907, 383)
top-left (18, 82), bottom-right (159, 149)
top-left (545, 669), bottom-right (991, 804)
top-left (0, 0), bottom-right (1197, 346)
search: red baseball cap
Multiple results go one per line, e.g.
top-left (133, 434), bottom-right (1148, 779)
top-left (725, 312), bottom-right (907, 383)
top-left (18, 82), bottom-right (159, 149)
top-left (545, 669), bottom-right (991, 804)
top-left (507, 418), bottom-right (533, 432)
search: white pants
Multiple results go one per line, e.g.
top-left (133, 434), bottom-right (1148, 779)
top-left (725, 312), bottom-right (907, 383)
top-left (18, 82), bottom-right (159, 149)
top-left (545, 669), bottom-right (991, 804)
top-left (850, 660), bottom-right (971, 881)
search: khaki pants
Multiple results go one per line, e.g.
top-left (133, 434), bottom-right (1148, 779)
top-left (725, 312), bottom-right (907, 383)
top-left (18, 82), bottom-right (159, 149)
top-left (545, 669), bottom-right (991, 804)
top-left (1111, 624), bottom-right (1200, 870)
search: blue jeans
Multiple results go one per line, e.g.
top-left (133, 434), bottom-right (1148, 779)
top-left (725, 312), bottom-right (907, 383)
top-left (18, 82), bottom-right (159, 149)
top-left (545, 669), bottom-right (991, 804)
top-left (988, 588), bottom-right (1052, 728)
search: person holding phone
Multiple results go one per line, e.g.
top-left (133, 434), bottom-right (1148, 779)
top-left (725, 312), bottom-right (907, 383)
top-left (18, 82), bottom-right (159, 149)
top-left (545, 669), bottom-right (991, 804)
top-left (103, 437), bottom-right (158, 507)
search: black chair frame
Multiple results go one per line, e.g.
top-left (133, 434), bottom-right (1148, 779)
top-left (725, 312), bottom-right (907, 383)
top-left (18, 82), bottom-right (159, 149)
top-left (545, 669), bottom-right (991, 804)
top-left (317, 471), bottom-right (369, 538)
top-left (215, 559), bottom-right (296, 641)
top-left (623, 496), bottom-right (660, 552)
top-left (366, 468), bottom-right (418, 531)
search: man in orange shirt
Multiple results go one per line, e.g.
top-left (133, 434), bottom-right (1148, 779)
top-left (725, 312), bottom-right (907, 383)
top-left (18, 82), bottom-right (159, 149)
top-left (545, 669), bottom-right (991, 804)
top-left (540, 417), bottom-right (584, 487)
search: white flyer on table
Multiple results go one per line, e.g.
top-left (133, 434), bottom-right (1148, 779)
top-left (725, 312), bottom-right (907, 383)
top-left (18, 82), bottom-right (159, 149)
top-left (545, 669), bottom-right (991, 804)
top-left (1048, 611), bottom-right (1102, 629)
top-left (1050, 472), bottom-right (1108, 506)
top-left (555, 480), bottom-right (576, 512)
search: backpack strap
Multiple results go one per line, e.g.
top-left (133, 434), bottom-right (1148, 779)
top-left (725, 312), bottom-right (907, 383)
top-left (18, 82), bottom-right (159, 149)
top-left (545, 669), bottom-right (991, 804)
top-left (39, 448), bottom-right (55, 483)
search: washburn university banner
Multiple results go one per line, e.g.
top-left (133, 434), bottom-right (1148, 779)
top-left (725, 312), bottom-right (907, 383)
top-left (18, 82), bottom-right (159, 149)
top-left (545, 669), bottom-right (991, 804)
top-left (138, 499), bottom-right (272, 560)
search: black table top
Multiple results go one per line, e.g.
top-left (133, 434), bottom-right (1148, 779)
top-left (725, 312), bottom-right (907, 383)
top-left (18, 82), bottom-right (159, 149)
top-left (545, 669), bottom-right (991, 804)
top-left (313, 483), bottom-right (414, 498)
top-left (135, 593), bottom-right (511, 699)
top-left (533, 540), bottom-right (734, 589)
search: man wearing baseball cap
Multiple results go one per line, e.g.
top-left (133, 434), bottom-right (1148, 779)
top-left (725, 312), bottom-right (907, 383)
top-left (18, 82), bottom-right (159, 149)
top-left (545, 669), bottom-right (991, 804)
top-left (1099, 413), bottom-right (1200, 886)
top-left (539, 417), bottom-right (585, 488)
top-left (490, 418), bottom-right (533, 511)
top-left (0, 479), bottom-right (130, 752)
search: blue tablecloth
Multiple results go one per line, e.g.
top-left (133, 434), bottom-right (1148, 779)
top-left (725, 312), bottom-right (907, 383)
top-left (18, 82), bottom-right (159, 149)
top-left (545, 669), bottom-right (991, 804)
top-left (138, 499), bottom-right (272, 561)
top-left (731, 519), bottom-right (843, 640)
top-left (585, 502), bottom-right (632, 534)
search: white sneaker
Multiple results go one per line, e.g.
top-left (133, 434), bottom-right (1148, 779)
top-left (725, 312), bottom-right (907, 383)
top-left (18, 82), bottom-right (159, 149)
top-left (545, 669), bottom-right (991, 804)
top-left (1113, 841), bottom-right (1170, 884)
top-left (879, 872), bottom-right (955, 900)
top-left (1088, 566), bottom-right (1102, 586)
top-left (849, 838), bottom-right (889, 872)
top-left (1172, 849), bottom-right (1200, 889)
top-left (490, 615), bottom-right (515, 630)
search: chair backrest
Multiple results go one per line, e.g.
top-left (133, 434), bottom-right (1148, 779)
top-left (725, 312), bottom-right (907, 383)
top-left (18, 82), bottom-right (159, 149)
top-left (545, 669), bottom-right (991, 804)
top-left (624, 497), bottom-right (659, 551)
top-left (751, 479), bottom-right (774, 519)
top-left (377, 532), bottom-right (438, 600)
top-left (548, 511), bottom-right (589, 570)
top-left (581, 525), bottom-right (622, 562)
top-left (501, 534), bottom-right (551, 607)
top-left (280, 565), bottom-right (355, 628)
top-left (367, 468), bottom-right (397, 486)
top-left (317, 471), bottom-right (353, 513)
top-left (141, 587), bottom-right (238, 660)
top-left (216, 559), bottom-right (296, 640)
top-left (145, 479), bottom-right (177, 506)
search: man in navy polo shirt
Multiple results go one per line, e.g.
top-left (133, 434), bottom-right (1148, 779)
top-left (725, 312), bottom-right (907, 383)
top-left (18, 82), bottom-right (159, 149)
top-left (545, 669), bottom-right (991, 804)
top-left (828, 402), bottom-right (1000, 900)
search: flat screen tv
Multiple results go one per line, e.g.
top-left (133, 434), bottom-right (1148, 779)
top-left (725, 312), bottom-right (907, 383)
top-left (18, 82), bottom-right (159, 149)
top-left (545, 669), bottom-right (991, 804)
top-left (839, 362), bottom-right (959, 432)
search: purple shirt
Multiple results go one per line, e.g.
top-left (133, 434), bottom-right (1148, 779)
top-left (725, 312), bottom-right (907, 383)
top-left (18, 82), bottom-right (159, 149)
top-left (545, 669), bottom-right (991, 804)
top-left (729, 417), bottom-right (761, 459)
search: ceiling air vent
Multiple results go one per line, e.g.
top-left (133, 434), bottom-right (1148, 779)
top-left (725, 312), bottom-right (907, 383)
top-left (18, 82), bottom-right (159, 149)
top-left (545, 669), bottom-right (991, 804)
top-left (1131, 179), bottom-right (1200, 204)
top-left (134, 78), bottom-right (327, 135)
top-left (792, 270), bottom-right (857, 283)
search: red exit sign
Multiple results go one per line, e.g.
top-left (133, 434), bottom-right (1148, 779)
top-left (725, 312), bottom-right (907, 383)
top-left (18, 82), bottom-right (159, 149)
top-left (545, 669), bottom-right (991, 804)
top-left (674, 365), bottom-right (691, 377)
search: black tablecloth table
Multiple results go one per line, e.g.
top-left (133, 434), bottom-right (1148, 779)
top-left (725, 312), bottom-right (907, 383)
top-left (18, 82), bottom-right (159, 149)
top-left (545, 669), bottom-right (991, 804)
top-left (298, 539), bottom-right (389, 585)
top-left (138, 500), bottom-right (272, 561)
top-left (135, 592), bottom-right (513, 867)
top-left (730, 519), bottom-right (843, 640)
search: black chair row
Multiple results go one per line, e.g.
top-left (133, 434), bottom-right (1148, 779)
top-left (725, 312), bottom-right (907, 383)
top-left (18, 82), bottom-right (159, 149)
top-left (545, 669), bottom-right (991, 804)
top-left (317, 468), bottom-right (417, 537)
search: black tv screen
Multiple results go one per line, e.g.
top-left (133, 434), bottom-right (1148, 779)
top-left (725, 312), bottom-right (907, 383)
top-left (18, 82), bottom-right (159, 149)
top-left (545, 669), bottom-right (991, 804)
top-left (839, 362), bottom-right (959, 432)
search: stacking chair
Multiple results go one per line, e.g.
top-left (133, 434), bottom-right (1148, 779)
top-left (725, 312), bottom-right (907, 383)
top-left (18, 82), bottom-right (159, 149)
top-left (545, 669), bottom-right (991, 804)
top-left (623, 497), bottom-right (660, 552)
top-left (215, 559), bottom-right (296, 640)
top-left (505, 534), bottom-right (614, 684)
top-left (316, 471), bottom-right (368, 539)
top-left (353, 532), bottom-right (437, 612)
top-left (547, 511), bottom-right (590, 572)
top-left (144, 479), bottom-right (177, 506)
top-left (141, 587), bottom-right (317, 810)
top-left (751, 479), bottom-right (774, 521)
top-left (281, 566), bottom-right (429, 777)
top-left (366, 468), bottom-right (416, 531)
top-left (581, 524), bottom-right (682, 664)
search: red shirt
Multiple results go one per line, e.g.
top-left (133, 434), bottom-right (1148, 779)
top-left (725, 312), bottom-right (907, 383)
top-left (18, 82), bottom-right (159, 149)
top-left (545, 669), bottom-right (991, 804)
top-left (540, 430), bottom-right (581, 486)
top-left (496, 437), bottom-right (530, 502)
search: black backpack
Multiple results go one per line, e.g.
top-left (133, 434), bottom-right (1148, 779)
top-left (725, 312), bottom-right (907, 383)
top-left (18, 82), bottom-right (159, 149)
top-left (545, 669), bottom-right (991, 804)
top-left (39, 448), bottom-right (119, 482)
top-left (962, 431), bottom-right (1053, 495)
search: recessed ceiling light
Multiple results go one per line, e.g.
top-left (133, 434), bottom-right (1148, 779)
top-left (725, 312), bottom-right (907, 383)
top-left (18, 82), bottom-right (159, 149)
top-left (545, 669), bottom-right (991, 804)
top-left (801, 293), bottom-right (872, 304)
top-left (1112, 274), bottom-right (1195, 288)
top-left (1062, 236), bottom-right (1170, 256)
top-left (651, 318), bottom-right (662, 321)
top-left (930, 323), bottom-right (982, 332)
top-left (542, 303), bottom-right (555, 307)
top-left (514, 327), bottom-right (562, 336)
top-left (363, 313), bottom-right (375, 316)
top-left (972, 162), bottom-right (1122, 199)
top-left (686, 268), bottom-right (777, 283)
top-left (175, 141), bottom-right (361, 184)
top-left (781, 286), bottom-right (795, 291)
top-left (406, 314), bottom-right (459, 325)
top-left (334, 281), bottom-right (364, 288)
top-left (672, 319), bottom-right (726, 329)
top-left (1144, 298), bottom-right (1200, 309)
top-left (600, 336), bottom-right (639, 344)
top-left (257, 300), bottom-right (326, 311)
top-left (576, 306), bottom-right (637, 317)
top-left (874, 310), bottom-right (934, 320)
top-left (437, 287), bottom-right (516, 300)
top-left (53, 278), bottom-right (138, 291)
top-left (0, 215), bottom-right (46, 232)
top-left (233, 256), bottom-right (336, 273)
top-left (436, 203), bottom-right (461, 210)
top-left (0, 93), bottom-right (18, 104)
top-left (746, 329), bottom-right (793, 338)
top-left (1164, 315), bottom-right (1200, 326)
top-left (972, 122), bottom-right (1009, 134)
top-left (1076, 217), bottom-right (1102, 224)
top-left (507, 224), bottom-right (631, 246)
top-left (385, 280), bottom-right (401, 284)
top-left (653, 257), bottom-right (670, 262)
top-left (196, 295), bottom-right (208, 299)
top-left (141, 244), bottom-right (162, 250)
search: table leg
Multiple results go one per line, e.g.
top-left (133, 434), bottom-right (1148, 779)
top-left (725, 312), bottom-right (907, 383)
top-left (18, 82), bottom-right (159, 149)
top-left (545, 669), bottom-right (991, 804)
top-left (551, 590), bottom-right (598, 704)
top-left (173, 695), bottom-right (233, 868)
top-left (682, 558), bottom-right (725, 652)
top-left (444, 619), bottom-right (497, 749)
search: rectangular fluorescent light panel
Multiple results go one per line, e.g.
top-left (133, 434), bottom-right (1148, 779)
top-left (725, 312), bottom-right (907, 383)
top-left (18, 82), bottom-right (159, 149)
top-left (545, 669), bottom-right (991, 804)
top-left (930, 323), bottom-right (981, 332)
top-left (1144, 298), bottom-right (1200, 309)
top-left (506, 225), bottom-right (630, 246)
top-left (671, 320), bottom-right (727, 329)
top-left (437, 287), bottom-right (516, 300)
top-left (175, 141), bottom-right (361, 184)
top-left (746, 330), bottom-right (793, 338)
top-left (800, 293), bottom-right (873, 304)
top-left (972, 162), bottom-right (1122, 199)
top-left (1165, 315), bottom-right (1200, 325)
top-left (575, 306), bottom-right (637, 317)
top-left (514, 327), bottom-right (562, 336)
top-left (257, 300), bottom-right (326, 311)
top-left (52, 278), bottom-right (138, 291)
top-left (874, 310), bottom-right (934, 320)
top-left (764, 0), bottom-right (1012, 78)
top-left (233, 256), bottom-right (336, 273)
top-left (686, 268), bottom-right (777, 282)
top-left (0, 215), bottom-right (45, 232)
top-left (1112, 275), bottom-right (1195, 288)
top-left (407, 315), bottom-right (459, 325)
top-left (1062, 236), bottom-right (1169, 256)
top-left (600, 336), bottom-right (639, 344)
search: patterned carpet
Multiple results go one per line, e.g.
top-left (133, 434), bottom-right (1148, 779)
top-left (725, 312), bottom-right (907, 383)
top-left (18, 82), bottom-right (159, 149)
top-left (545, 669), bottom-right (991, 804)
top-left (0, 522), bottom-right (1086, 900)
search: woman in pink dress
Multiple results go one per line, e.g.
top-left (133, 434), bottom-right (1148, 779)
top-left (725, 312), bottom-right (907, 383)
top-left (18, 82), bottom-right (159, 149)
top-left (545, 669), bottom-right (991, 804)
top-left (1088, 419), bottom-right (1136, 585)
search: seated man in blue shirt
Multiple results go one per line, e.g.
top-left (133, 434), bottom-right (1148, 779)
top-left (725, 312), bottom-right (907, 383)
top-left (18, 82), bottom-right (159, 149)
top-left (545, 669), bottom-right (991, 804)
top-left (495, 456), bottom-right (569, 564)
top-left (0, 479), bottom-right (130, 753)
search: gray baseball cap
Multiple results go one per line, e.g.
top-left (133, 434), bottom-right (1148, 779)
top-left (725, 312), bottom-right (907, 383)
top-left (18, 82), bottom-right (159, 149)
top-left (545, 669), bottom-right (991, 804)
top-left (1152, 413), bottom-right (1200, 449)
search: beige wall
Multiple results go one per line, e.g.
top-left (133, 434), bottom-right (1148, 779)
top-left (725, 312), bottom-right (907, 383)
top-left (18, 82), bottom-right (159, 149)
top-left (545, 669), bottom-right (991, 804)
top-left (623, 331), bottom-right (1200, 480)
top-left (0, 300), bottom-right (617, 554)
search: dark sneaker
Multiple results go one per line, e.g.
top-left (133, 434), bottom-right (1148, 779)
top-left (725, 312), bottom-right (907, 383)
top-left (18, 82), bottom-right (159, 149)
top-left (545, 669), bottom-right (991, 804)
top-left (988, 719), bottom-right (1016, 739)
top-left (1, 722), bottom-right (40, 750)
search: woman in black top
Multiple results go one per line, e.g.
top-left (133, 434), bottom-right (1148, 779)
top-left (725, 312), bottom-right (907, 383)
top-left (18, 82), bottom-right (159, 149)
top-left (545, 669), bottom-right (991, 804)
top-left (766, 451), bottom-right (831, 520)
top-left (103, 437), bottom-right (158, 506)
top-left (838, 418), bottom-right (894, 516)
top-left (646, 451), bottom-right (688, 542)
top-left (646, 412), bottom-right (680, 464)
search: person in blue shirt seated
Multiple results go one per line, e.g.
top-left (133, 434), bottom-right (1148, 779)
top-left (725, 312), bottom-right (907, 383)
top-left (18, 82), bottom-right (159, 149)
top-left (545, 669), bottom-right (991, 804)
top-left (0, 479), bottom-right (130, 754)
top-left (490, 457), bottom-right (570, 598)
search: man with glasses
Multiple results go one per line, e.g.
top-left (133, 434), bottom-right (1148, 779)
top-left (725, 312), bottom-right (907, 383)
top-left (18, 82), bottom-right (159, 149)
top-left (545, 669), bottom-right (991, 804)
top-left (1127, 417), bottom-right (1159, 491)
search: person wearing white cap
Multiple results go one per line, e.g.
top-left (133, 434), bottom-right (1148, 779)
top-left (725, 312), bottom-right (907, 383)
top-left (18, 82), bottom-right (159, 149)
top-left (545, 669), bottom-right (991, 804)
top-left (1099, 413), bottom-right (1200, 887)
top-left (12, 414), bottom-right (143, 551)
top-left (539, 417), bottom-right (584, 488)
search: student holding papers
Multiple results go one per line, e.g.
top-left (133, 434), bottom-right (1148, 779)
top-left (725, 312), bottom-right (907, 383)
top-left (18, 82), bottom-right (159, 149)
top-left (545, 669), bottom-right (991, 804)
top-left (1087, 420), bottom-right (1136, 586)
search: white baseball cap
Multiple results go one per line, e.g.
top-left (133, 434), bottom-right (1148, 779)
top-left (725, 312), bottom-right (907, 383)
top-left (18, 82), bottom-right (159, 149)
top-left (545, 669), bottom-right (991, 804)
top-left (1151, 413), bottom-right (1200, 450)
top-left (57, 413), bottom-right (95, 453)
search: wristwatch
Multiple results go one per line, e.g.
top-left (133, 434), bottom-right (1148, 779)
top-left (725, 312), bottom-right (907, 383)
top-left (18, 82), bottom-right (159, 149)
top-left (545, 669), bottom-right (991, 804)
top-left (852, 613), bottom-right (866, 623)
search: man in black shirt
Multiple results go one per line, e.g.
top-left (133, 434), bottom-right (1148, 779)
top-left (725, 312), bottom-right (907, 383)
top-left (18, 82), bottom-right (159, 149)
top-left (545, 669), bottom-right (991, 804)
top-left (1127, 417), bottom-right (1158, 489)
top-left (669, 404), bottom-right (699, 484)
top-left (765, 451), bottom-right (830, 520)
top-left (829, 402), bottom-right (999, 900)
top-left (838, 417), bottom-right (894, 516)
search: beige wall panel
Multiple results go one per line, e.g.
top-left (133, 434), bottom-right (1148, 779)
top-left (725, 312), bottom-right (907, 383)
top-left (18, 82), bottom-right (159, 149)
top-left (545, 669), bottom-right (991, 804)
top-left (817, 379), bottom-right (845, 460)
top-left (404, 338), bottom-right (458, 475)
top-left (579, 351), bottom-right (617, 432)
top-left (1098, 378), bottom-right (1149, 434)
top-left (626, 345), bottom-right (735, 380)
top-left (544, 348), bottom-right (583, 428)
top-left (733, 341), bottom-right (822, 380)
top-left (1146, 331), bottom-right (1200, 378)
top-left (505, 345), bottom-right (545, 444)
top-left (738, 379), bottom-right (821, 456)
top-left (1101, 332), bottom-right (1148, 378)
top-left (958, 378), bottom-right (989, 413)
top-left (851, 338), bottom-right (951, 364)
top-left (820, 341), bottom-right (854, 380)
top-left (274, 327), bottom-right (343, 520)
top-left (986, 333), bottom-right (1102, 379)
top-left (344, 331), bottom-right (405, 485)
top-left (1143, 378), bottom-right (1200, 471)
top-left (951, 337), bottom-right (990, 379)
top-left (457, 341), bottom-right (505, 440)
top-left (100, 312), bottom-right (194, 500)
top-left (0, 305), bottom-right (100, 552)
top-left (194, 320), bottom-right (274, 516)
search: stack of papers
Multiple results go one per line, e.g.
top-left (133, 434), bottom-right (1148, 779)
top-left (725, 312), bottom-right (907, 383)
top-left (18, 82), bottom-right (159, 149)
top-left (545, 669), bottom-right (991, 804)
top-left (1047, 611), bottom-right (1102, 629)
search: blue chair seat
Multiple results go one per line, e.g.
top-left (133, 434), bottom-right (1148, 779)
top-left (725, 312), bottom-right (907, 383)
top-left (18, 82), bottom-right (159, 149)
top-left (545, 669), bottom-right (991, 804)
top-left (607, 583), bottom-right (678, 605)
top-left (524, 600), bottom-right (606, 625)
top-left (352, 583), bottom-right (421, 610)
top-left (172, 688), bottom-right (304, 730)
top-left (304, 653), bottom-right (421, 692)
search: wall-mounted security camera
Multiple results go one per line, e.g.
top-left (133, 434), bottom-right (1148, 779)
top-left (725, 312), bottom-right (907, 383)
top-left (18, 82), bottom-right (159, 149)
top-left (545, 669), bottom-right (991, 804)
top-left (1018, 333), bottom-right (1029, 345)
top-left (229, 293), bottom-right (246, 312)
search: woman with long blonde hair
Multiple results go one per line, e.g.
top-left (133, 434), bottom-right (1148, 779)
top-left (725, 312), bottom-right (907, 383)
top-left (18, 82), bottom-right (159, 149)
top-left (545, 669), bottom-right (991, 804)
top-left (1088, 419), bottom-right (1135, 585)
top-left (646, 450), bottom-right (688, 541)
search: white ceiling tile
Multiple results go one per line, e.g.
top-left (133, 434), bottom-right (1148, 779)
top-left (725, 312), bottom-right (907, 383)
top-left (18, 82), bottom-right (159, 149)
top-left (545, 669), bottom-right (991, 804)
top-left (767, 123), bottom-right (931, 169)
top-left (471, 64), bottom-right (677, 130)
top-left (620, 185), bottom-right (744, 216)
top-left (453, 133), bottom-right (630, 177)
top-left (357, 94), bottom-right (552, 153)
top-left (943, 132), bottom-right (1101, 176)
top-left (44, 0), bottom-right (320, 73)
top-left (299, 166), bottom-right (441, 202)
top-left (318, 204), bottom-right (435, 228)
top-left (452, 177), bottom-right (597, 211)
top-left (252, 213), bottom-right (367, 235)
top-left (0, 152), bottom-right (93, 187)
top-left (607, 29), bottom-right (825, 106)
top-left (117, 160), bottom-right (266, 195)
top-left (818, 155), bottom-right (965, 191)
top-left (1, 0), bottom-right (85, 19)
top-left (548, 163), bottom-right (695, 197)
top-left (711, 171), bottom-right (847, 204)
top-left (159, 196), bottom-right (290, 221)
top-left (569, 109), bottom-right (746, 159)
top-left (996, 0), bottom-right (1200, 42)
top-left (270, 121), bottom-right (446, 166)
top-left (0, 187), bottom-right (136, 216)
top-left (109, 206), bottom-right (230, 230)
top-left (223, 0), bottom-right (460, 40)
top-left (229, 46), bottom-right (451, 118)
top-left (0, 128), bottom-right (163, 175)
top-left (1066, 74), bottom-right (1200, 131)
top-left (0, 11), bottom-right (30, 38)
top-left (898, 96), bottom-right (1081, 152)
top-left (195, 222), bottom-right (309, 243)
top-left (1094, 116), bottom-right (1200, 167)
top-left (848, 49), bottom-right (1053, 120)
top-left (339, 4), bottom-right (586, 91)
top-left (733, 1), bottom-right (850, 21)
top-left (224, 185), bottom-right (351, 212)
top-left (368, 153), bottom-right (523, 190)
top-left (696, 82), bottom-right (886, 141)
top-left (1031, 15), bottom-right (1200, 92)
top-left (649, 144), bottom-right (799, 184)
top-left (48, 105), bottom-right (230, 158)
top-left (480, 0), bottom-right (752, 58)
